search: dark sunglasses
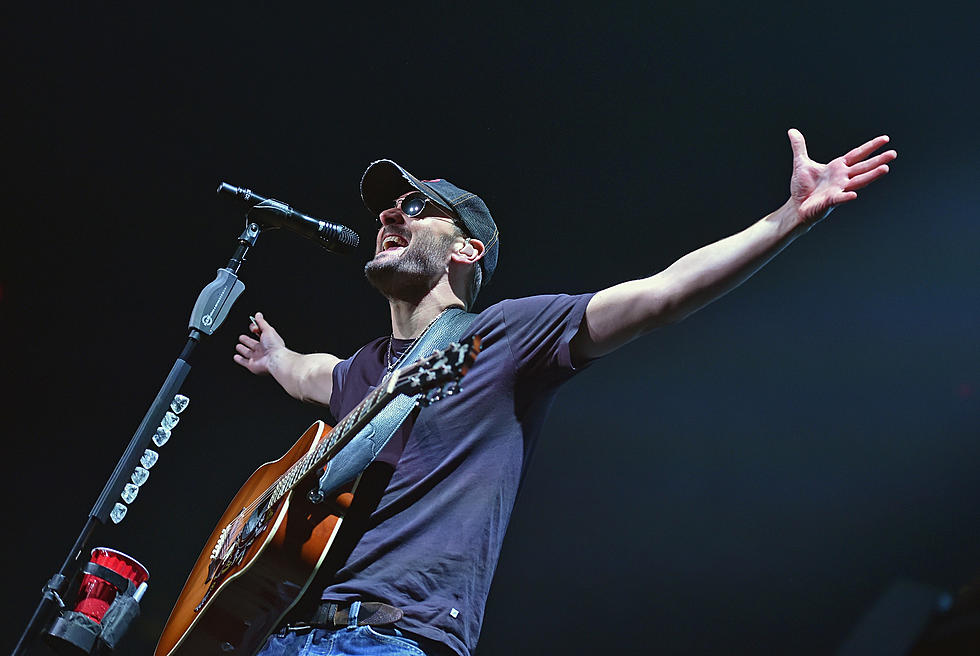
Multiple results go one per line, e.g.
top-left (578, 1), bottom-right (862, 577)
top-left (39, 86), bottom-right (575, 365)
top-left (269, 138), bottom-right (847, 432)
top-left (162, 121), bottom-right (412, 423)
top-left (379, 192), bottom-right (469, 236)
top-left (395, 192), bottom-right (452, 218)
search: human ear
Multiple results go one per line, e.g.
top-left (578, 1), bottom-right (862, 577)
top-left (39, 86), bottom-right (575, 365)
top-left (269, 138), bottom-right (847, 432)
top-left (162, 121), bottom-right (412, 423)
top-left (452, 238), bottom-right (485, 264)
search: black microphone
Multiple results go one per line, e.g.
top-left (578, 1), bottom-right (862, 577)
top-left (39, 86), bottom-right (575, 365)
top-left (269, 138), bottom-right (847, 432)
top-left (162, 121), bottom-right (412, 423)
top-left (217, 182), bottom-right (360, 254)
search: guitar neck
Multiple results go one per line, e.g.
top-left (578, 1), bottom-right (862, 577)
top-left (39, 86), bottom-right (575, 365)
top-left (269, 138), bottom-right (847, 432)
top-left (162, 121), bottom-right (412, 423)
top-left (267, 372), bottom-right (400, 506)
top-left (316, 376), bottom-right (397, 464)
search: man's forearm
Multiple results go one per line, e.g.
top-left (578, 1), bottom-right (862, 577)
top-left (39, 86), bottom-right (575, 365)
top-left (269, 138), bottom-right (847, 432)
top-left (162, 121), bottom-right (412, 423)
top-left (575, 200), bottom-right (808, 360)
top-left (268, 349), bottom-right (339, 407)
top-left (653, 199), bottom-right (808, 324)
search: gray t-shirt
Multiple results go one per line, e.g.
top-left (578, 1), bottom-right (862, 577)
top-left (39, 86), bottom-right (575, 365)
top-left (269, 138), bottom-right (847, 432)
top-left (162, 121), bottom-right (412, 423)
top-left (324, 293), bottom-right (593, 656)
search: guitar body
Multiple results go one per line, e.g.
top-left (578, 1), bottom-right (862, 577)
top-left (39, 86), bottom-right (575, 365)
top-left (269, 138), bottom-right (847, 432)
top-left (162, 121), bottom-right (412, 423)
top-left (155, 421), bottom-right (357, 656)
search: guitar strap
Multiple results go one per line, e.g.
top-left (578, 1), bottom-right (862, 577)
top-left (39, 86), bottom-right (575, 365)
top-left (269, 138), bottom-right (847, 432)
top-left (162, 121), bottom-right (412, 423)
top-left (311, 308), bottom-right (477, 499)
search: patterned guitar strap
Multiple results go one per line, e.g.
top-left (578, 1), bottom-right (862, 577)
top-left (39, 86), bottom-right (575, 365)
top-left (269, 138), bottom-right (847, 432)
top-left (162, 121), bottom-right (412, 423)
top-left (310, 307), bottom-right (477, 500)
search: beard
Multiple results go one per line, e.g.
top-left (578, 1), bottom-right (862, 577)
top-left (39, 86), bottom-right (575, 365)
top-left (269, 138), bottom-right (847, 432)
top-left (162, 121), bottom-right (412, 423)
top-left (364, 229), bottom-right (455, 304)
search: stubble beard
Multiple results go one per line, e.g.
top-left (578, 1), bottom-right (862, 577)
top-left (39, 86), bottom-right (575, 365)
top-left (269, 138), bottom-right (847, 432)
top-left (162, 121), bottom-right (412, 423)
top-left (364, 230), bottom-right (455, 304)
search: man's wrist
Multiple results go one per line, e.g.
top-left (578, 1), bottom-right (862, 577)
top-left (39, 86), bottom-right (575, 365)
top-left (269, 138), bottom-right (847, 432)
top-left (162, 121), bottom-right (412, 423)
top-left (266, 345), bottom-right (291, 377)
top-left (770, 199), bottom-right (812, 238)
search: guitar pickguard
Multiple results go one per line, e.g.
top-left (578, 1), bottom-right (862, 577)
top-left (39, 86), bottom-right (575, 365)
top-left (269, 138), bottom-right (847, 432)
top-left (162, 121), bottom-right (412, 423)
top-left (195, 500), bottom-right (276, 612)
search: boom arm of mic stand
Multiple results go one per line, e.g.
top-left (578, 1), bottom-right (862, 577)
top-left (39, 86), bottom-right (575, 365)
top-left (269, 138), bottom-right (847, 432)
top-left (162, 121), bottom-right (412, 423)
top-left (11, 220), bottom-right (264, 656)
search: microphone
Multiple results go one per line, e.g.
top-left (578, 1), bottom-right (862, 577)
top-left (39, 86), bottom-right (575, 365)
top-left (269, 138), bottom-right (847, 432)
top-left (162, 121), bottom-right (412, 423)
top-left (217, 182), bottom-right (360, 254)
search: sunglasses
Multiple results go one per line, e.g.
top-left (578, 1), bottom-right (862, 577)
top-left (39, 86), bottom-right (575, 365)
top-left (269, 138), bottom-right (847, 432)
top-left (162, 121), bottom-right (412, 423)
top-left (395, 192), bottom-right (453, 219)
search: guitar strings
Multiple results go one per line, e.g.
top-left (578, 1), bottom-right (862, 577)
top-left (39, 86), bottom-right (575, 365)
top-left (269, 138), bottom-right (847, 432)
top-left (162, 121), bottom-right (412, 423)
top-left (217, 382), bottom-right (389, 558)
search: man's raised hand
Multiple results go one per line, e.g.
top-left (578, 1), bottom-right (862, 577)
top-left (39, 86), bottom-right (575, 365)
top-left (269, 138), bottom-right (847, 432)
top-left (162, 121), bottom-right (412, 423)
top-left (234, 311), bottom-right (284, 375)
top-left (787, 128), bottom-right (897, 225)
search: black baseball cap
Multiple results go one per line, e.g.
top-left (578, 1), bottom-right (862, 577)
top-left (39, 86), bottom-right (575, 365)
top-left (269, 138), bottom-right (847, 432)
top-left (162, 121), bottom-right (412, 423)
top-left (360, 159), bottom-right (499, 284)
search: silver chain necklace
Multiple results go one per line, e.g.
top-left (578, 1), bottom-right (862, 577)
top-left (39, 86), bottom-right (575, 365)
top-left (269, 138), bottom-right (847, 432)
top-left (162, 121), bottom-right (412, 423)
top-left (386, 307), bottom-right (457, 373)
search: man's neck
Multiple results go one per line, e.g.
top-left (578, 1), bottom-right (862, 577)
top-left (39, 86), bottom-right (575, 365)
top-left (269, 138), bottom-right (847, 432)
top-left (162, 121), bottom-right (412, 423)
top-left (389, 287), bottom-right (465, 339)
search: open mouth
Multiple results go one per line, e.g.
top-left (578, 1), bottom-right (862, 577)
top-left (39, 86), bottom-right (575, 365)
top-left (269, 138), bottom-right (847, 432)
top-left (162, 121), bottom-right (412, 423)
top-left (381, 234), bottom-right (409, 252)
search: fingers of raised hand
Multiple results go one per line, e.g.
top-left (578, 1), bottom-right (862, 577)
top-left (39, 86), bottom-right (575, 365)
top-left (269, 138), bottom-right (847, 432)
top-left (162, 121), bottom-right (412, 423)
top-left (844, 165), bottom-right (891, 192)
top-left (834, 139), bottom-right (895, 193)
top-left (239, 334), bottom-right (258, 348)
top-left (848, 150), bottom-right (896, 176)
top-left (843, 135), bottom-right (891, 166)
top-left (235, 342), bottom-right (255, 358)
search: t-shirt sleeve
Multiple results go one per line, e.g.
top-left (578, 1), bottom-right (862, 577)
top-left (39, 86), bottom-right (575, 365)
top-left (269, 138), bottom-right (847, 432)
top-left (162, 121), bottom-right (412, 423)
top-left (500, 293), bottom-right (594, 378)
top-left (329, 338), bottom-right (388, 421)
top-left (329, 355), bottom-right (353, 421)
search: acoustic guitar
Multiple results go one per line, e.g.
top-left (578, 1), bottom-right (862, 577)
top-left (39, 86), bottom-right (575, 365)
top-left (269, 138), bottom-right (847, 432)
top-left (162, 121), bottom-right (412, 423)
top-left (155, 337), bottom-right (480, 656)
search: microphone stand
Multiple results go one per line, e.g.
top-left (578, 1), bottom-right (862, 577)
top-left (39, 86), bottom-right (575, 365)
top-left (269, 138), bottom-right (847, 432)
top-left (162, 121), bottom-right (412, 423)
top-left (11, 219), bottom-right (264, 656)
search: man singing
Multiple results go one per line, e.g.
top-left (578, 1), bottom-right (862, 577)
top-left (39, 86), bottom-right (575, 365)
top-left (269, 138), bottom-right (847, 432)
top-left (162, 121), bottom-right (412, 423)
top-left (233, 129), bottom-right (895, 656)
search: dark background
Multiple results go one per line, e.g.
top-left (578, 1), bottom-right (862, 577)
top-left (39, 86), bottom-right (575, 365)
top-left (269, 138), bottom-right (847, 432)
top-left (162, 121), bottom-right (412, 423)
top-left (2, 3), bottom-right (977, 654)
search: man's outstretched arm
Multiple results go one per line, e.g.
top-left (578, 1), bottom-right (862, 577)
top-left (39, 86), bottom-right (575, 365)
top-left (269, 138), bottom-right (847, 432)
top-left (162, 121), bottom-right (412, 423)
top-left (234, 312), bottom-right (341, 407)
top-left (570, 129), bottom-right (897, 363)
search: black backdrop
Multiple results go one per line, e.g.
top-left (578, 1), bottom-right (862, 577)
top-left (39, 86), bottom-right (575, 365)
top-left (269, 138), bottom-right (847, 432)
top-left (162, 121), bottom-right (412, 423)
top-left (2, 3), bottom-right (977, 654)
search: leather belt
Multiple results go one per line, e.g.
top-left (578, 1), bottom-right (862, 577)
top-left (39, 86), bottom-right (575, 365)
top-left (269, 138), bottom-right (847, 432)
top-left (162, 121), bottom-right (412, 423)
top-left (282, 601), bottom-right (404, 633)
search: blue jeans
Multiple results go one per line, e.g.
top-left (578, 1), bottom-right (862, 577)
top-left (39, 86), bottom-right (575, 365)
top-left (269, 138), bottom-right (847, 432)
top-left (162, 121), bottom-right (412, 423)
top-left (256, 601), bottom-right (434, 656)
top-left (255, 626), bottom-right (430, 656)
